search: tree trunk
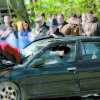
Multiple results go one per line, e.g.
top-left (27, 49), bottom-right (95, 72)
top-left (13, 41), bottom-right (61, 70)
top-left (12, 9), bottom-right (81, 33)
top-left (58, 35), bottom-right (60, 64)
top-left (9, 0), bottom-right (32, 27)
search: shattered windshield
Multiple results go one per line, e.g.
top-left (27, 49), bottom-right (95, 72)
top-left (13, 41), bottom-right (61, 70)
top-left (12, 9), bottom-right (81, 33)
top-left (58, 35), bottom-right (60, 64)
top-left (24, 39), bottom-right (52, 52)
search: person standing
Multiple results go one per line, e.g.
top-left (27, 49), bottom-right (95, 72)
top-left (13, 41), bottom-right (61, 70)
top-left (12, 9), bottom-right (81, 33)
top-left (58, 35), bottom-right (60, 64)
top-left (33, 12), bottom-right (49, 30)
top-left (57, 13), bottom-right (68, 32)
top-left (61, 13), bottom-right (81, 36)
top-left (46, 18), bottom-right (65, 37)
top-left (29, 18), bottom-right (48, 41)
top-left (46, 13), bottom-right (53, 28)
top-left (81, 13), bottom-right (88, 36)
top-left (85, 10), bottom-right (100, 36)
top-left (18, 21), bottom-right (32, 38)
top-left (75, 14), bottom-right (82, 36)
top-left (0, 16), bottom-right (11, 37)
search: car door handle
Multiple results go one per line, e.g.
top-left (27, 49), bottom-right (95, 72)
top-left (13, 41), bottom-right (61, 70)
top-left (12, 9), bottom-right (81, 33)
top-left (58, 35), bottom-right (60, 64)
top-left (67, 67), bottom-right (76, 71)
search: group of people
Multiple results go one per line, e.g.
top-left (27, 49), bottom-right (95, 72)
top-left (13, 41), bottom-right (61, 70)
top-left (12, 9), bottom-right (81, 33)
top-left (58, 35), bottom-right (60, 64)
top-left (0, 10), bottom-right (100, 42)
top-left (29, 10), bottom-right (100, 39)
top-left (0, 10), bottom-right (100, 65)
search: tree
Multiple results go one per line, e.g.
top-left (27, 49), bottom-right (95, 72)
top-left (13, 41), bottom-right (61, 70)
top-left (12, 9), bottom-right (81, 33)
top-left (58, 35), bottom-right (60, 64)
top-left (8, 0), bottom-right (32, 26)
top-left (28, 0), bottom-right (100, 21)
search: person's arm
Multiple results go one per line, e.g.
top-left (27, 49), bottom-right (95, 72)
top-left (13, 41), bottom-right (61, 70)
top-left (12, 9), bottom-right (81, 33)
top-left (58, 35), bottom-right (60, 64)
top-left (28, 29), bottom-right (36, 41)
top-left (50, 33), bottom-right (58, 37)
top-left (0, 30), bottom-right (3, 37)
top-left (86, 23), bottom-right (99, 36)
top-left (1, 29), bottom-right (13, 40)
top-left (41, 50), bottom-right (64, 59)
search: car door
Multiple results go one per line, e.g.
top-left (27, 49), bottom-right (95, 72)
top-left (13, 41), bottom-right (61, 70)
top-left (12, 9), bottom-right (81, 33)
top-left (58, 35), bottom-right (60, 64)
top-left (78, 40), bottom-right (100, 91)
top-left (25, 41), bottom-right (80, 96)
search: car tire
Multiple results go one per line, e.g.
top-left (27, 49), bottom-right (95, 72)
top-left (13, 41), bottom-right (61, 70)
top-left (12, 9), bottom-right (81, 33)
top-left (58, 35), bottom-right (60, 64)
top-left (0, 81), bottom-right (20, 100)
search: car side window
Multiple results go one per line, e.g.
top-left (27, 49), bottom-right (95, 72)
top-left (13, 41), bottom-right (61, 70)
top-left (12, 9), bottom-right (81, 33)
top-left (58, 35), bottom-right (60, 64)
top-left (82, 42), bottom-right (100, 60)
top-left (37, 43), bottom-right (75, 65)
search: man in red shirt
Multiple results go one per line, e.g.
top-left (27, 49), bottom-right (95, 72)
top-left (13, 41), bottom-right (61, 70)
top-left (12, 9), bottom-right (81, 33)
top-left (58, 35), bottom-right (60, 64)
top-left (0, 42), bottom-right (20, 64)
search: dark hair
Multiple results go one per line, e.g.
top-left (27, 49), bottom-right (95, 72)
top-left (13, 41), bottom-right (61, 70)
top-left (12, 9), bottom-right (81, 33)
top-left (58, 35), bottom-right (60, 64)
top-left (48, 13), bottom-right (53, 18)
top-left (68, 13), bottom-right (77, 18)
top-left (87, 10), bottom-right (93, 14)
top-left (94, 17), bottom-right (98, 22)
top-left (77, 14), bottom-right (81, 19)
top-left (21, 21), bottom-right (30, 31)
top-left (12, 23), bottom-right (18, 32)
top-left (39, 12), bottom-right (45, 17)
top-left (9, 21), bottom-right (13, 27)
top-left (52, 14), bottom-right (57, 19)
top-left (58, 13), bottom-right (64, 18)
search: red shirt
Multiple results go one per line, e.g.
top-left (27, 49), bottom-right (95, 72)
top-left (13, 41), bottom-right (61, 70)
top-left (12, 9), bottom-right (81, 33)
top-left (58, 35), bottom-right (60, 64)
top-left (0, 42), bottom-right (20, 64)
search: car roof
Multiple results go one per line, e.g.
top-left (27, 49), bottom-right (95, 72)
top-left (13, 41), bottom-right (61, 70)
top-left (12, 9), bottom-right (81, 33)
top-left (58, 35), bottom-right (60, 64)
top-left (32, 36), bottom-right (96, 42)
top-left (62, 36), bottom-right (100, 41)
top-left (45, 36), bottom-right (100, 43)
top-left (24, 36), bottom-right (100, 49)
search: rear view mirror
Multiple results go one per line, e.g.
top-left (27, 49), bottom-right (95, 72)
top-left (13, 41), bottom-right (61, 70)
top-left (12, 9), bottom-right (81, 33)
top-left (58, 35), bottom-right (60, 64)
top-left (30, 58), bottom-right (45, 68)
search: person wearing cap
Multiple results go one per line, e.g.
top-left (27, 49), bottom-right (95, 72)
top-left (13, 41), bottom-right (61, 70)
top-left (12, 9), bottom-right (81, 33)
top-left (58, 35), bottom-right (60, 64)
top-left (57, 13), bottom-right (68, 32)
top-left (29, 18), bottom-right (48, 41)
top-left (46, 18), bottom-right (65, 38)
top-left (33, 12), bottom-right (49, 30)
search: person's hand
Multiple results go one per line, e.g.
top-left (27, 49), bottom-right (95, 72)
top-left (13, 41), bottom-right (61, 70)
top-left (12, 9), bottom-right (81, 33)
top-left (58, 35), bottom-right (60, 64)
top-left (35, 33), bottom-right (40, 36)
top-left (0, 30), bottom-right (3, 36)
top-left (58, 25), bottom-right (62, 29)
top-left (86, 31), bottom-right (91, 36)
top-left (81, 33), bottom-right (86, 36)
top-left (92, 54), bottom-right (97, 59)
top-left (40, 33), bottom-right (44, 35)
top-left (50, 33), bottom-right (58, 37)
top-left (58, 50), bottom-right (64, 57)
top-left (7, 27), bottom-right (12, 30)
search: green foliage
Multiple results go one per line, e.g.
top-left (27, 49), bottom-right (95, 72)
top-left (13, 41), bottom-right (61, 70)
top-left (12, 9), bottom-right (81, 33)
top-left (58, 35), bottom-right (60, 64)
top-left (9, 0), bottom-right (32, 27)
top-left (28, 0), bottom-right (100, 21)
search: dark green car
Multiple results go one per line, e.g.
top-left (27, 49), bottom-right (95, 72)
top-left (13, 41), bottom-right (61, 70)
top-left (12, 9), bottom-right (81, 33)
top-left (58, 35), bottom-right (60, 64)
top-left (0, 36), bottom-right (100, 100)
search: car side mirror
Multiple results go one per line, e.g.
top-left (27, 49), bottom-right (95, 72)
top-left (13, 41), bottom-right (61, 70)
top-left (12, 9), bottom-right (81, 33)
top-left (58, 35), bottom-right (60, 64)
top-left (30, 58), bottom-right (45, 68)
top-left (2, 61), bottom-right (13, 65)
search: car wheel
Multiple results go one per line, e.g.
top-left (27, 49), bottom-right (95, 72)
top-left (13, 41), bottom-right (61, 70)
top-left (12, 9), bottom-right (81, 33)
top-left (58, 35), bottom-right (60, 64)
top-left (0, 81), bottom-right (20, 100)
